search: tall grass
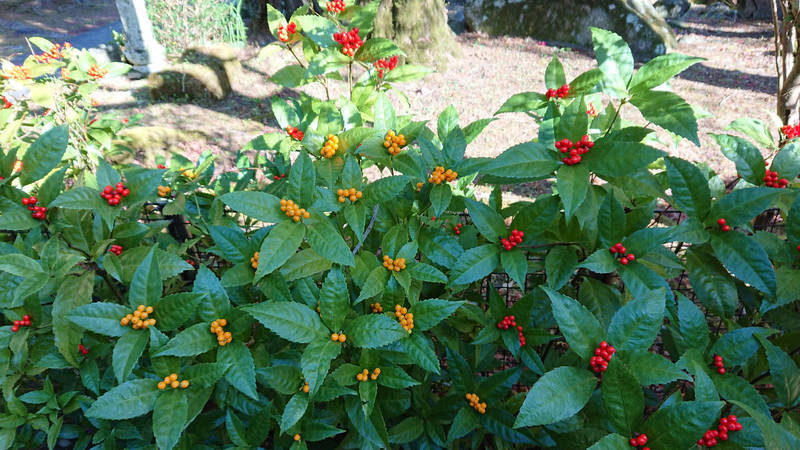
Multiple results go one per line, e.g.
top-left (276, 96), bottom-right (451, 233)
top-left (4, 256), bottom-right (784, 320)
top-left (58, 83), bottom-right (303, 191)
top-left (146, 0), bottom-right (247, 57)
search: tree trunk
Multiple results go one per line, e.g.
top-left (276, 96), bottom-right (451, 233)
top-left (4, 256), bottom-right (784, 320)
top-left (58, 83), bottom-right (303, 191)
top-left (371, 0), bottom-right (460, 69)
top-left (773, 0), bottom-right (800, 125)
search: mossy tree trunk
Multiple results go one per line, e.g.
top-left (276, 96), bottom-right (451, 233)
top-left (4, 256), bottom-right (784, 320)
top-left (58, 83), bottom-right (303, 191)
top-left (371, 0), bottom-right (459, 68)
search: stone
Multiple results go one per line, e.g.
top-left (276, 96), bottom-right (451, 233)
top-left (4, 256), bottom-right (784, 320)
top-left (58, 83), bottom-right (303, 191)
top-left (653, 0), bottom-right (690, 20)
top-left (181, 45), bottom-right (242, 86)
top-left (115, 0), bottom-right (166, 74)
top-left (464, 0), bottom-right (677, 59)
top-left (148, 63), bottom-right (232, 101)
top-left (738, 0), bottom-right (775, 20)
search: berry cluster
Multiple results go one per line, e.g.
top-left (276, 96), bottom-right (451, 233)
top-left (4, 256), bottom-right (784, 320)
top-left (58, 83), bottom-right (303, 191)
top-left (158, 373), bottom-right (190, 390)
top-left (429, 166), bottom-right (458, 184)
top-left (590, 341), bottom-right (616, 373)
top-left (383, 130), bottom-right (406, 156)
top-left (181, 168), bottom-right (197, 180)
top-left (11, 315), bottom-right (31, 332)
top-left (587, 102), bottom-right (598, 117)
top-left (120, 305), bottom-right (156, 329)
top-left (87, 65), bottom-right (108, 80)
top-left (545, 84), bottom-right (570, 99)
top-left (2, 96), bottom-right (12, 109)
top-left (500, 230), bottom-right (524, 251)
top-left (781, 124), bottom-right (800, 140)
top-left (21, 197), bottom-right (47, 220)
top-left (108, 244), bottom-right (123, 256)
top-left (277, 22), bottom-right (297, 43)
top-left (333, 28), bottom-right (362, 56)
top-left (250, 252), bottom-right (259, 269)
top-left (157, 163), bottom-right (167, 169)
top-left (382, 255), bottom-right (406, 272)
top-left (394, 304), bottom-right (414, 332)
top-left (326, 0), bottom-right (346, 13)
top-left (497, 315), bottom-right (526, 346)
top-left (293, 434), bottom-right (301, 441)
top-left (34, 42), bottom-right (71, 63)
top-left (301, 381), bottom-right (310, 393)
top-left (272, 173), bottom-right (286, 181)
top-left (628, 433), bottom-right (649, 450)
top-left (370, 302), bottom-right (383, 313)
top-left (465, 393), bottom-right (487, 414)
top-left (453, 223), bottom-right (463, 235)
top-left (356, 367), bottom-right (380, 381)
top-left (609, 242), bottom-right (635, 265)
top-left (416, 181), bottom-right (424, 191)
top-left (210, 319), bottom-right (232, 346)
top-left (717, 218), bottom-right (731, 232)
top-left (337, 187), bottom-right (363, 203)
top-left (100, 183), bottom-right (130, 206)
top-left (330, 332), bottom-right (347, 343)
top-left (280, 199), bottom-right (310, 222)
top-left (78, 344), bottom-right (89, 355)
top-left (763, 169), bottom-right (789, 188)
top-left (556, 135), bottom-right (595, 166)
top-left (698, 415), bottom-right (741, 447)
top-left (3, 65), bottom-right (31, 80)
top-left (321, 134), bottom-right (339, 158)
top-left (286, 126), bottom-right (304, 141)
top-left (375, 55), bottom-right (398, 78)
top-left (157, 185), bottom-right (171, 197)
top-left (712, 354), bottom-right (726, 375)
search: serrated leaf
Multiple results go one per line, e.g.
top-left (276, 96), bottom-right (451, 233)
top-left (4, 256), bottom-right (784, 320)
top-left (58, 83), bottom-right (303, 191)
top-left (631, 91), bottom-right (699, 145)
top-left (607, 288), bottom-right (666, 351)
top-left (448, 244), bottom-right (500, 286)
top-left (86, 379), bottom-right (159, 419)
top-left (20, 125), bottom-right (68, 185)
top-left (514, 366), bottom-right (597, 427)
top-left (52, 272), bottom-right (93, 367)
top-left (254, 221), bottom-right (306, 280)
top-left (243, 301), bottom-right (327, 343)
top-left (301, 339), bottom-right (340, 397)
top-left (543, 287), bottom-right (605, 360)
top-left (345, 314), bottom-right (408, 348)
top-left (641, 401), bottom-right (723, 449)
top-left (603, 358), bottom-right (643, 437)
top-left (218, 340), bottom-right (258, 400)
top-left (152, 323), bottom-right (216, 357)
top-left (152, 387), bottom-right (187, 450)
top-left (67, 302), bottom-right (131, 337)
top-left (113, 329), bottom-right (149, 383)
top-left (709, 232), bottom-right (775, 297)
top-left (629, 53), bottom-right (704, 95)
top-left (665, 157), bottom-right (710, 218)
top-left (305, 213), bottom-right (354, 266)
top-left (410, 299), bottom-right (463, 331)
top-left (220, 191), bottom-right (284, 223)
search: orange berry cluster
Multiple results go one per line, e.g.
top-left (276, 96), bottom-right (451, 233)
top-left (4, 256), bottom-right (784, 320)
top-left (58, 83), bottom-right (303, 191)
top-left (286, 126), bottom-right (304, 141)
top-left (356, 367), bottom-right (380, 381)
top-left (382, 255), bottom-right (406, 272)
top-left (158, 373), bottom-right (189, 390)
top-left (337, 187), bottom-right (362, 203)
top-left (181, 168), bottom-right (197, 179)
top-left (416, 181), bottom-right (424, 191)
top-left (465, 393), bottom-right (486, 414)
top-left (120, 305), bottom-right (156, 329)
top-left (250, 252), bottom-right (259, 269)
top-left (383, 131), bottom-right (406, 156)
top-left (333, 28), bottom-right (362, 57)
top-left (280, 199), bottom-right (310, 222)
top-left (764, 169), bottom-right (789, 188)
top-left (3, 65), bottom-right (31, 80)
top-left (87, 65), bottom-right (108, 80)
top-left (330, 332), bottom-right (347, 343)
top-left (301, 381), bottom-right (310, 393)
top-left (157, 185), bottom-right (171, 198)
top-left (293, 434), bottom-right (301, 441)
top-left (321, 134), bottom-right (339, 158)
top-left (326, 0), bottom-right (345, 13)
top-left (277, 22), bottom-right (297, 42)
top-left (394, 304), bottom-right (414, 332)
top-left (428, 166), bottom-right (458, 184)
top-left (210, 319), bottom-right (232, 346)
top-left (370, 302), bottom-right (383, 313)
top-left (34, 42), bottom-right (71, 63)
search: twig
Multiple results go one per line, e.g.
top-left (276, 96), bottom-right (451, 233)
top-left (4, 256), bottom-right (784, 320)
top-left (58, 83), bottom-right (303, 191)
top-left (352, 204), bottom-right (379, 254)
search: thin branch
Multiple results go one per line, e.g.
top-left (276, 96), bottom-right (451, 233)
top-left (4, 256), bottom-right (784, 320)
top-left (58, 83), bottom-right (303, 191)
top-left (352, 204), bottom-right (379, 255)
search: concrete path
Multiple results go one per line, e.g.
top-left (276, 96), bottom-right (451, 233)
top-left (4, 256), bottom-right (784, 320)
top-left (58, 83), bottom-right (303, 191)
top-left (5, 19), bottom-right (122, 64)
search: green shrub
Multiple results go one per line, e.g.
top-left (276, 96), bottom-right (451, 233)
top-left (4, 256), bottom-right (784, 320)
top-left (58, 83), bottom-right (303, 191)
top-left (1, 2), bottom-right (800, 449)
top-left (146, 0), bottom-right (247, 57)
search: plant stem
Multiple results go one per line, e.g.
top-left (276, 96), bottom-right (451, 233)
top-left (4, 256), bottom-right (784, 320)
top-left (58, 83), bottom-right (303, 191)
top-left (603, 99), bottom-right (626, 137)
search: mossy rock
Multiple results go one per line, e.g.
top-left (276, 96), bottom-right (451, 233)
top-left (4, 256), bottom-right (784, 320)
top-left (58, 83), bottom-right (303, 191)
top-left (148, 63), bottom-right (231, 101)
top-left (112, 126), bottom-right (206, 166)
top-left (181, 44), bottom-right (242, 85)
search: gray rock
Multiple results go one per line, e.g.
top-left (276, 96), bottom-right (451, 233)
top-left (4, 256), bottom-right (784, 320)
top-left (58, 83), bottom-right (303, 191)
top-left (738, 0), bottom-right (774, 20)
top-left (463, 0), bottom-right (677, 59)
top-left (653, 0), bottom-right (690, 20)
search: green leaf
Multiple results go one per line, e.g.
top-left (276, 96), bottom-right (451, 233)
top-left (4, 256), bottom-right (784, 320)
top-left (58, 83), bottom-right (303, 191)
top-left (712, 371), bottom-right (771, 417)
top-left (184, 362), bottom-right (227, 388)
top-left (447, 407), bottom-right (479, 442)
top-left (390, 416), bottom-right (425, 444)
top-left (588, 434), bottom-right (630, 450)
top-left (502, 248), bottom-right (529, 290)
top-left (685, 247), bottom-right (738, 318)
top-left (709, 327), bottom-right (778, 367)
top-left (406, 262), bottom-right (447, 284)
top-left (598, 192), bottom-right (626, 246)
top-left (545, 246), bottom-right (578, 290)
top-left (557, 163), bottom-right (590, 220)
top-left (373, 92), bottom-right (396, 131)
top-left (364, 176), bottom-right (409, 206)
top-left (225, 411), bottom-right (248, 447)
top-left (220, 191), bottom-right (284, 223)
top-left (568, 69), bottom-right (604, 97)
top-left (495, 92), bottom-right (548, 114)
top-left (712, 134), bottom-right (766, 185)
top-left (52, 272), bottom-right (93, 367)
top-left (756, 335), bottom-right (800, 408)
top-left (319, 268), bottom-right (349, 331)
top-left (67, 302), bottom-right (131, 337)
top-left (429, 183), bottom-right (452, 216)
top-left (709, 232), bottom-right (776, 297)
top-left (192, 266), bottom-right (231, 321)
top-left (463, 118), bottom-right (495, 144)
top-left (49, 186), bottom-right (107, 210)
top-left (545, 55), bottom-right (566, 89)
top-left (623, 350), bottom-right (691, 386)
top-left (448, 244), bottom-right (500, 286)
top-left (410, 299), bottom-right (463, 331)
top-left (514, 366), bottom-right (597, 427)
top-left (583, 138), bottom-right (665, 178)
top-left (383, 64), bottom-right (434, 83)
top-left (345, 314), bottom-right (408, 348)
top-left (709, 187), bottom-right (778, 226)
top-left (377, 366), bottom-right (419, 389)
top-left (665, 157), bottom-right (710, 218)
top-left (254, 221), bottom-right (306, 280)
top-left (288, 151), bottom-right (316, 208)
top-left (631, 91), bottom-right (699, 145)
top-left (677, 294), bottom-right (709, 351)
top-left (355, 38), bottom-right (405, 62)
top-left (579, 249), bottom-right (617, 274)
top-left (218, 340), bottom-right (258, 400)
top-left (301, 339), bottom-right (340, 397)
top-left (603, 358), bottom-right (643, 437)
top-left (483, 142), bottom-right (559, 179)
top-left (607, 288), bottom-right (666, 351)
top-left (543, 286), bottom-right (605, 359)
top-left (629, 53), bottom-right (704, 95)
top-left (641, 401), bottom-right (723, 449)
top-left (727, 117), bottom-right (776, 150)
top-left (729, 400), bottom-right (800, 449)
top-left (269, 65), bottom-right (307, 88)
top-left (242, 301), bottom-right (327, 343)
top-left (591, 28), bottom-right (633, 97)
top-left (355, 265), bottom-right (388, 303)
top-left (113, 329), bottom-right (149, 383)
top-left (128, 246), bottom-right (161, 309)
top-left (294, 15), bottom-right (337, 47)
top-left (152, 323), bottom-right (217, 357)
top-left (393, 332), bottom-right (440, 374)
top-left (305, 213), bottom-right (355, 266)
top-left (20, 125), bottom-right (68, 185)
top-left (280, 393), bottom-right (308, 432)
top-left (772, 141), bottom-right (800, 180)
top-left (152, 387), bottom-right (187, 450)
top-left (465, 198), bottom-right (506, 242)
top-left (86, 379), bottom-right (159, 420)
top-left (154, 293), bottom-right (203, 331)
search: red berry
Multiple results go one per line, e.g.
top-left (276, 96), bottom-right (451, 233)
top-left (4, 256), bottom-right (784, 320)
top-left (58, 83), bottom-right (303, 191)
top-left (717, 218), bottom-right (726, 226)
top-left (630, 438), bottom-right (637, 447)
top-left (23, 315), bottom-right (30, 321)
top-left (626, 253), bottom-right (634, 261)
top-left (721, 225), bottom-right (731, 232)
top-left (11, 325), bottom-right (18, 332)
top-left (620, 257), bottom-right (629, 265)
top-left (717, 367), bottom-right (726, 374)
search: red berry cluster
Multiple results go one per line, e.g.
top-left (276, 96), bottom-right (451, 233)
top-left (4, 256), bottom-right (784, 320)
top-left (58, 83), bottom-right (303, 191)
top-left (273, 173), bottom-right (286, 181)
top-left (453, 223), bottom-right (463, 235)
top-left (590, 341), bottom-right (616, 373)
top-left (101, 183), bottom-right (130, 206)
top-left (629, 433), bottom-right (649, 450)
top-left (157, 164), bottom-right (167, 169)
top-left (326, 0), bottom-right (345, 13)
top-left (497, 315), bottom-right (526, 346)
top-left (609, 242), bottom-right (635, 265)
top-left (717, 218), bottom-right (730, 232)
top-left (712, 354), bottom-right (726, 375)
top-left (781, 124), bottom-right (800, 139)
top-left (698, 415), bottom-right (741, 447)
top-left (11, 315), bottom-right (31, 332)
top-left (187, 259), bottom-right (197, 267)
top-left (78, 344), bottom-right (89, 355)
top-left (286, 126), bottom-right (304, 141)
top-left (277, 22), bottom-right (297, 43)
top-left (375, 55), bottom-right (398, 78)
top-left (764, 169), bottom-right (789, 188)
top-left (333, 28), bottom-right (362, 57)
top-left (500, 229), bottom-right (524, 250)
top-left (2, 96), bottom-right (11, 109)
top-left (108, 245), bottom-right (123, 256)
top-left (587, 102), bottom-right (598, 117)
top-left (556, 135), bottom-right (595, 166)
top-left (21, 197), bottom-right (47, 220)
top-left (545, 84), bottom-right (570, 99)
